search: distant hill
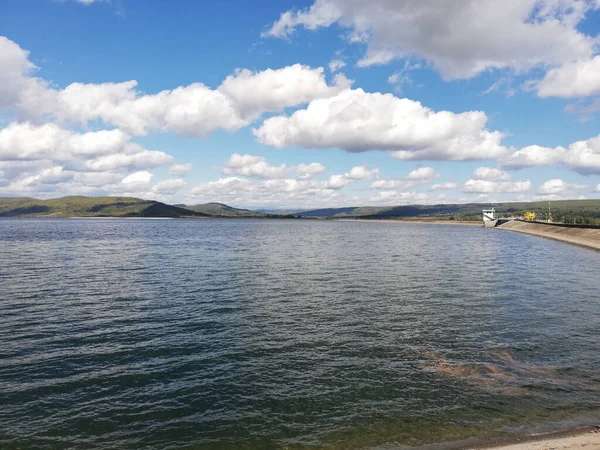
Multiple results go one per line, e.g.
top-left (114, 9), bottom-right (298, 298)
top-left (0, 196), bottom-right (207, 218)
top-left (185, 202), bottom-right (294, 218)
top-left (293, 200), bottom-right (600, 224)
top-left (185, 202), bottom-right (264, 217)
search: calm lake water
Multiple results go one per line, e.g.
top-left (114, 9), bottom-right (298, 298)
top-left (1, 218), bottom-right (599, 449)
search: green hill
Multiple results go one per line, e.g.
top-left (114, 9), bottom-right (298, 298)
top-left (0, 196), bottom-right (207, 218)
top-left (185, 202), bottom-right (293, 218)
top-left (185, 202), bottom-right (264, 217)
top-left (294, 200), bottom-right (600, 224)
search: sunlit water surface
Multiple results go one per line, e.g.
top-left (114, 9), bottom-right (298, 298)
top-left (0, 219), bottom-right (599, 449)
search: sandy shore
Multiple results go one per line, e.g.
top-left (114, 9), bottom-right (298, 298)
top-left (336, 219), bottom-right (482, 226)
top-left (473, 427), bottom-right (600, 450)
top-left (498, 220), bottom-right (600, 251)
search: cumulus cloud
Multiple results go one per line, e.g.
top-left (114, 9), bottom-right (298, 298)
top-left (188, 176), bottom-right (345, 208)
top-left (0, 122), bottom-right (175, 198)
top-left (121, 171), bottom-right (153, 190)
top-left (263, 0), bottom-right (598, 80)
top-left (344, 165), bottom-right (379, 180)
top-left (368, 190), bottom-right (429, 206)
top-left (0, 37), bottom-right (350, 138)
top-left (254, 89), bottom-right (506, 161)
top-left (463, 179), bottom-right (531, 194)
top-left (223, 153), bottom-right (287, 179)
top-left (371, 166), bottom-right (437, 190)
top-left (501, 135), bottom-right (600, 174)
top-left (0, 36), bottom-right (41, 110)
top-left (472, 167), bottom-right (511, 181)
top-left (463, 168), bottom-right (531, 193)
top-left (430, 182), bottom-right (458, 191)
top-left (222, 153), bottom-right (328, 180)
top-left (152, 178), bottom-right (187, 195)
top-left (218, 64), bottom-right (350, 119)
top-left (294, 162), bottom-right (325, 179)
top-left (188, 162), bottom-right (379, 208)
top-left (537, 55), bottom-right (600, 98)
top-left (0, 122), bottom-right (172, 170)
top-left (169, 163), bottom-right (193, 176)
top-left (536, 178), bottom-right (588, 199)
top-left (406, 167), bottom-right (439, 181)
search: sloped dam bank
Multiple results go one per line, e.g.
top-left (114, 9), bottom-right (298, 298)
top-left (497, 220), bottom-right (600, 251)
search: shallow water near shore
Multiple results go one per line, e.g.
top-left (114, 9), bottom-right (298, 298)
top-left (1, 218), bottom-right (599, 449)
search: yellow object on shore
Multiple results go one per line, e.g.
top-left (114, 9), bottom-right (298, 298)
top-left (524, 211), bottom-right (536, 221)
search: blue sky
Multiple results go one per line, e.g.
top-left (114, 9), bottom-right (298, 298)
top-left (1, 0), bottom-right (600, 208)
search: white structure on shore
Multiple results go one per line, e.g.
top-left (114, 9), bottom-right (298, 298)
top-left (482, 208), bottom-right (498, 228)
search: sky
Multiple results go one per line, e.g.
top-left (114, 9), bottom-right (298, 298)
top-left (1, 0), bottom-right (600, 209)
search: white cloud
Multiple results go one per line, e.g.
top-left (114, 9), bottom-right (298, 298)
top-left (121, 171), bottom-right (153, 190)
top-left (500, 145), bottom-right (563, 170)
top-left (537, 55), bottom-right (600, 98)
top-left (371, 179), bottom-right (413, 190)
top-left (595, 184), bottom-right (600, 192)
top-left (0, 36), bottom-right (46, 112)
top-left (430, 182), bottom-right (458, 191)
top-left (152, 178), bottom-right (187, 195)
top-left (0, 37), bottom-right (350, 138)
top-left (501, 135), bottom-right (600, 174)
top-left (222, 153), bottom-right (287, 179)
top-left (463, 168), bottom-right (531, 193)
top-left (254, 88), bottom-right (506, 161)
top-left (218, 64), bottom-right (349, 119)
top-left (463, 179), bottom-right (532, 193)
top-left (561, 135), bottom-right (600, 174)
top-left (344, 165), bottom-right (379, 180)
top-left (188, 162), bottom-right (380, 208)
top-left (328, 59), bottom-right (346, 73)
top-left (0, 122), bottom-right (172, 170)
top-left (472, 167), bottom-right (511, 181)
top-left (406, 167), bottom-right (439, 181)
top-left (536, 178), bottom-right (587, 198)
top-left (263, 0), bottom-right (598, 80)
top-left (169, 163), bottom-right (193, 176)
top-left (368, 190), bottom-right (429, 206)
top-left (188, 176), bottom-right (345, 209)
top-left (223, 154), bottom-right (330, 181)
top-left (294, 162), bottom-right (325, 179)
top-left (371, 167), bottom-right (436, 190)
top-left (0, 122), bottom-right (176, 198)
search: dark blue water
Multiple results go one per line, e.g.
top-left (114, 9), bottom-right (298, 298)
top-left (0, 219), bottom-right (599, 449)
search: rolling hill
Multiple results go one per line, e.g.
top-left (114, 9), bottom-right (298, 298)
top-left (185, 202), bottom-right (296, 218)
top-left (0, 196), bottom-right (207, 218)
top-left (185, 202), bottom-right (265, 217)
top-left (292, 200), bottom-right (600, 224)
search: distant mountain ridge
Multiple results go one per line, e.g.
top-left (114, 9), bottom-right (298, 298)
top-left (185, 202), bottom-right (265, 217)
top-left (0, 196), bottom-right (290, 219)
top-left (1, 197), bottom-right (599, 223)
top-left (0, 196), bottom-right (207, 218)
top-left (291, 199), bottom-right (600, 223)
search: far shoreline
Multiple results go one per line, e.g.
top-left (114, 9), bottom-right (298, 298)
top-left (335, 218), bottom-right (482, 226)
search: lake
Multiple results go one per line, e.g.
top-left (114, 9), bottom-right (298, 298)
top-left (0, 219), bottom-right (599, 449)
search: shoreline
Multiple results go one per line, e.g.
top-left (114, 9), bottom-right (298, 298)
top-left (471, 426), bottom-right (600, 450)
top-left (335, 219), bottom-right (482, 226)
top-left (497, 220), bottom-right (600, 251)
